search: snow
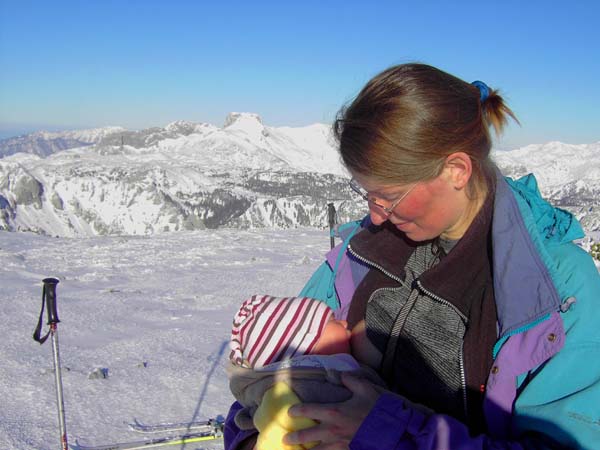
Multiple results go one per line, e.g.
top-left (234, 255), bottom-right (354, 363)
top-left (0, 227), bottom-right (331, 449)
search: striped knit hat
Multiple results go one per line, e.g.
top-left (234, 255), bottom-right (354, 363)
top-left (230, 295), bottom-right (333, 368)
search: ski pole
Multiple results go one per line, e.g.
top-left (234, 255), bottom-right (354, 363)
top-left (33, 277), bottom-right (68, 450)
top-left (327, 202), bottom-right (336, 249)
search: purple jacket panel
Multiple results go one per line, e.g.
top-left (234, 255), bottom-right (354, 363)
top-left (349, 312), bottom-right (566, 449)
top-left (352, 394), bottom-right (529, 450)
top-left (484, 311), bottom-right (565, 439)
top-left (350, 393), bottom-right (428, 450)
top-left (491, 171), bottom-right (562, 336)
top-left (224, 401), bottom-right (257, 450)
top-left (326, 243), bottom-right (369, 321)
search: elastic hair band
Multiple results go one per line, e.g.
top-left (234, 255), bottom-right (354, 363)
top-left (471, 80), bottom-right (490, 103)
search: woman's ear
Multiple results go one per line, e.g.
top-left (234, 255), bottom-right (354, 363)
top-left (444, 152), bottom-right (472, 190)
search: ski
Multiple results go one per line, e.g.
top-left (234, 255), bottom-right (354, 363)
top-left (128, 416), bottom-right (223, 434)
top-left (73, 430), bottom-right (222, 450)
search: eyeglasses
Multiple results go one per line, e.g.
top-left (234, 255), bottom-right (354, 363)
top-left (349, 178), bottom-right (419, 217)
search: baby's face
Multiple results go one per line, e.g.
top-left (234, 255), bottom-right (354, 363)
top-left (311, 318), bottom-right (351, 355)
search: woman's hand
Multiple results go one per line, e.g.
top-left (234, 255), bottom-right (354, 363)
top-left (283, 372), bottom-right (381, 450)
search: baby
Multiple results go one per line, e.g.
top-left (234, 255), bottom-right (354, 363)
top-left (228, 295), bottom-right (385, 450)
top-left (229, 294), bottom-right (368, 369)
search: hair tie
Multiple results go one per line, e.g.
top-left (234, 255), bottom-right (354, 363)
top-left (471, 80), bottom-right (490, 103)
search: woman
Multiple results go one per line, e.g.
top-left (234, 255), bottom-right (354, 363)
top-left (225, 63), bottom-right (600, 449)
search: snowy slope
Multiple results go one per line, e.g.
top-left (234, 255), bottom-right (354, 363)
top-left (0, 228), bottom-right (332, 450)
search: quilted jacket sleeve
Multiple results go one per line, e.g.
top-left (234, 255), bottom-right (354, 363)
top-left (350, 393), bottom-right (561, 450)
top-left (224, 401), bottom-right (258, 450)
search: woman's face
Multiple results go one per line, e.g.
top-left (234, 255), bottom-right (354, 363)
top-left (353, 168), bottom-right (471, 241)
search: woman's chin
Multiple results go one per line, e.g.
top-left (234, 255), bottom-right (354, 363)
top-left (395, 222), bottom-right (421, 237)
top-left (394, 222), bottom-right (412, 231)
top-left (396, 224), bottom-right (434, 242)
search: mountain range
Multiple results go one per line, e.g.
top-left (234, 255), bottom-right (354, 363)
top-left (1, 113), bottom-right (598, 236)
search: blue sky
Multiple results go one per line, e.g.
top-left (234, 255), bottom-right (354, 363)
top-left (1, 0), bottom-right (598, 148)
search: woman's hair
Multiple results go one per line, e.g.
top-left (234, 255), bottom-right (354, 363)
top-left (334, 63), bottom-right (519, 197)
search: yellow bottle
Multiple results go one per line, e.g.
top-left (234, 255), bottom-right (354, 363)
top-left (253, 381), bottom-right (320, 450)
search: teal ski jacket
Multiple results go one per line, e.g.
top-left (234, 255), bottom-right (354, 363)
top-left (305, 172), bottom-right (600, 449)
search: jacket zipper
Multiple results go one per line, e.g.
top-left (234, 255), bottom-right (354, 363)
top-left (347, 244), bottom-right (407, 286)
top-left (349, 243), bottom-right (470, 420)
top-left (413, 280), bottom-right (469, 421)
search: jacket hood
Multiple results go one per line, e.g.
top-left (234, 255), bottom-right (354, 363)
top-left (505, 173), bottom-right (584, 244)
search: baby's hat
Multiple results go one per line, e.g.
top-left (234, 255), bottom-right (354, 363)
top-left (230, 295), bottom-right (333, 368)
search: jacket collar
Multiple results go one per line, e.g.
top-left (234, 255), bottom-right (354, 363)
top-left (491, 171), bottom-right (562, 337)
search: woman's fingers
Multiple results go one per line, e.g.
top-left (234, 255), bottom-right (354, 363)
top-left (284, 421), bottom-right (353, 450)
top-left (288, 401), bottom-right (345, 422)
top-left (284, 404), bottom-right (354, 447)
top-left (310, 441), bottom-right (350, 450)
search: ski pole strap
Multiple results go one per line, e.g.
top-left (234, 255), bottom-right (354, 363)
top-left (33, 278), bottom-right (60, 344)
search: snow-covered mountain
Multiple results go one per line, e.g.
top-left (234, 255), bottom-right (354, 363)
top-left (493, 141), bottom-right (600, 232)
top-left (1, 115), bottom-right (599, 236)
top-left (0, 113), bottom-right (362, 236)
top-left (0, 126), bottom-right (127, 158)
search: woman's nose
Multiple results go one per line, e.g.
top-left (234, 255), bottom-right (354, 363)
top-left (369, 210), bottom-right (388, 226)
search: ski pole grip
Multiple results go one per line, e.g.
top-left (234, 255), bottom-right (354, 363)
top-left (43, 278), bottom-right (60, 324)
top-left (327, 203), bottom-right (336, 250)
top-left (327, 203), bottom-right (336, 229)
